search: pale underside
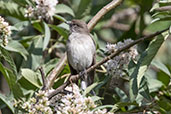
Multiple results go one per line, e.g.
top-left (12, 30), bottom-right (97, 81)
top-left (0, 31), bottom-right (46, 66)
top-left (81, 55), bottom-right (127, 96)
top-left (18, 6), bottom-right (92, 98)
top-left (67, 32), bottom-right (96, 72)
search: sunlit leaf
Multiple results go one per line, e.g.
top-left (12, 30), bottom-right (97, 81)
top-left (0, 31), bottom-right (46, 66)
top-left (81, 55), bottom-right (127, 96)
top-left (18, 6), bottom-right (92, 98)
top-left (4, 40), bottom-right (29, 60)
top-left (21, 68), bottom-right (41, 88)
top-left (152, 60), bottom-right (171, 77)
top-left (83, 82), bottom-right (99, 96)
top-left (43, 22), bottom-right (51, 50)
top-left (55, 4), bottom-right (75, 16)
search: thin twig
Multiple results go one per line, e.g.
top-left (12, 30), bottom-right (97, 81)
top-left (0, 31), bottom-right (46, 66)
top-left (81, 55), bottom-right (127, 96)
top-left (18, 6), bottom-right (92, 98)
top-left (46, 0), bottom-right (123, 89)
top-left (38, 67), bottom-right (47, 90)
top-left (48, 27), bottom-right (169, 99)
top-left (88, 0), bottom-right (123, 31)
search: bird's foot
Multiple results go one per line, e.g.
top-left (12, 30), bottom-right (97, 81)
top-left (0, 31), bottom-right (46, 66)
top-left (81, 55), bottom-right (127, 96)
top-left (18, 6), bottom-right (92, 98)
top-left (69, 75), bottom-right (74, 92)
top-left (79, 69), bottom-right (87, 80)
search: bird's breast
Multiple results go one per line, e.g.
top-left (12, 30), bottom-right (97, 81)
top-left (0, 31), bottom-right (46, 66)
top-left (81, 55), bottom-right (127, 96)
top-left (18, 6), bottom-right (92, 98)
top-left (67, 33), bottom-right (95, 71)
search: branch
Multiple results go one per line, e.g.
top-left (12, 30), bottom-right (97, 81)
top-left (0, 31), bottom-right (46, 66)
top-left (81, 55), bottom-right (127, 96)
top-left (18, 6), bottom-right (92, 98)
top-left (46, 0), bottom-right (123, 89)
top-left (88, 0), bottom-right (123, 31)
top-left (154, 6), bottom-right (171, 11)
top-left (48, 28), bottom-right (169, 99)
top-left (38, 67), bottom-right (47, 90)
top-left (46, 53), bottom-right (67, 89)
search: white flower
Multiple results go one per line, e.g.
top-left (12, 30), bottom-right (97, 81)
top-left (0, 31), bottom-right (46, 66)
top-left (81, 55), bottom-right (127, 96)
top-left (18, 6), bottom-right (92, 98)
top-left (25, 0), bottom-right (58, 20)
top-left (0, 16), bottom-right (11, 46)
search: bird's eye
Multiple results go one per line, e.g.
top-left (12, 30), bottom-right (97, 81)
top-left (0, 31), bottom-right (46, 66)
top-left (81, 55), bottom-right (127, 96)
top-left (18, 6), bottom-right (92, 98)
top-left (73, 24), bottom-right (78, 27)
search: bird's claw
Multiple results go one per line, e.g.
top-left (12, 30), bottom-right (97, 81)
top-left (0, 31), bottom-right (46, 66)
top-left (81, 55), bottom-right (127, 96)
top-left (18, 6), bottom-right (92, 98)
top-left (79, 69), bottom-right (87, 79)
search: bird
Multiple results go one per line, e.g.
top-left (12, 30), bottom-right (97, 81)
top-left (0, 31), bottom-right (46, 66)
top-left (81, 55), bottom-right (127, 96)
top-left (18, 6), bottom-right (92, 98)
top-left (66, 19), bottom-right (96, 90)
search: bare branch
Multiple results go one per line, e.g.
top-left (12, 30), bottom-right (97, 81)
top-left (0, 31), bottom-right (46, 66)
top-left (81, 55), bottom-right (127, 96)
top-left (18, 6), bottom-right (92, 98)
top-left (48, 27), bottom-right (169, 99)
top-left (88, 0), bottom-right (123, 31)
top-left (154, 6), bottom-right (171, 11)
top-left (46, 53), bottom-right (67, 89)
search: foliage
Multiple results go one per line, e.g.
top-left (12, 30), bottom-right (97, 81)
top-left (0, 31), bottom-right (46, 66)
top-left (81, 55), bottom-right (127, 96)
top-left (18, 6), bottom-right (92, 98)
top-left (0, 0), bottom-right (171, 113)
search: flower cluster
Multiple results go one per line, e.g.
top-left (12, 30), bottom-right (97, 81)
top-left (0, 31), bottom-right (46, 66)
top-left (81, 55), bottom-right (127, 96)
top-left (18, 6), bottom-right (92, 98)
top-left (0, 16), bottom-right (11, 46)
top-left (14, 90), bottom-right (53, 114)
top-left (50, 84), bottom-right (112, 114)
top-left (25, 0), bottom-right (58, 20)
top-left (15, 84), bottom-right (112, 114)
top-left (105, 39), bottom-right (138, 77)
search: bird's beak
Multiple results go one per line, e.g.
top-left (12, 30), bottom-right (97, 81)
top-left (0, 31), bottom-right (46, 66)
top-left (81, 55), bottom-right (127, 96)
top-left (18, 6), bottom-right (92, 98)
top-left (65, 21), bottom-right (72, 25)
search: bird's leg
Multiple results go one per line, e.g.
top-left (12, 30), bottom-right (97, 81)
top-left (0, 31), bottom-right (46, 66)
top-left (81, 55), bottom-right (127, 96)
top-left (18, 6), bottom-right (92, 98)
top-left (79, 69), bottom-right (88, 90)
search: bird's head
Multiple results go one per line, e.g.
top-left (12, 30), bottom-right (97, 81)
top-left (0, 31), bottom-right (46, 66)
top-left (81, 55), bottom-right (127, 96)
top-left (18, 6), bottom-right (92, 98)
top-left (65, 20), bottom-right (89, 34)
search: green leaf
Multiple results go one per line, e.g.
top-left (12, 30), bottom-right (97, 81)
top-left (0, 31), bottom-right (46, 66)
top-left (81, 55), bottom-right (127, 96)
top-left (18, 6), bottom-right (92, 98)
top-left (0, 94), bottom-right (14, 113)
top-left (22, 35), bottom-right (43, 70)
top-left (0, 63), bottom-right (23, 99)
top-left (157, 71), bottom-right (170, 86)
top-left (76, 0), bottom-right (91, 18)
top-left (129, 35), bottom-right (165, 101)
top-left (0, 46), bottom-right (17, 75)
top-left (92, 105), bottom-right (113, 112)
top-left (4, 40), bottom-right (29, 60)
top-left (43, 22), bottom-right (51, 51)
top-left (21, 68), bottom-right (41, 88)
top-left (111, 102), bottom-right (137, 112)
top-left (13, 21), bottom-right (29, 31)
top-left (145, 73), bottom-right (163, 92)
top-left (32, 20), bottom-right (43, 33)
top-left (43, 58), bottom-right (59, 76)
top-left (0, 1), bottom-right (26, 20)
top-left (83, 82), bottom-right (99, 96)
top-left (55, 4), bottom-right (75, 16)
top-left (152, 60), bottom-right (171, 77)
top-left (54, 15), bottom-right (66, 22)
top-left (91, 96), bottom-right (103, 102)
top-left (49, 24), bottom-right (68, 39)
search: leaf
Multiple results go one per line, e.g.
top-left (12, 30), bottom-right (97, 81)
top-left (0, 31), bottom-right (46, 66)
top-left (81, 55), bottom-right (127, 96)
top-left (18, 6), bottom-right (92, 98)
top-left (83, 82), bottom-right (99, 96)
top-left (145, 73), bottom-right (163, 92)
top-left (22, 35), bottom-right (43, 70)
top-left (49, 24), bottom-right (68, 39)
top-left (152, 60), bottom-right (171, 77)
top-left (43, 58), bottom-right (59, 75)
top-left (0, 1), bottom-right (26, 20)
top-left (0, 94), bottom-right (14, 113)
top-left (91, 96), bottom-right (103, 102)
top-left (0, 63), bottom-right (23, 99)
top-left (157, 71), bottom-right (170, 86)
top-left (55, 4), bottom-right (75, 16)
top-left (129, 35), bottom-right (165, 101)
top-left (32, 20), bottom-right (43, 33)
top-left (13, 21), bottom-right (29, 31)
top-left (21, 68), bottom-right (41, 88)
top-left (92, 105), bottom-right (114, 112)
top-left (54, 15), bottom-right (66, 22)
top-left (76, 0), bottom-right (92, 18)
top-left (4, 40), bottom-right (29, 60)
top-left (43, 22), bottom-right (51, 51)
top-left (0, 46), bottom-right (17, 75)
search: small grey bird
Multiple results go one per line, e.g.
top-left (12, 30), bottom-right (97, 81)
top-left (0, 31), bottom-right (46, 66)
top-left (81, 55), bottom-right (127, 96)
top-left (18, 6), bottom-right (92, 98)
top-left (66, 20), bottom-right (96, 90)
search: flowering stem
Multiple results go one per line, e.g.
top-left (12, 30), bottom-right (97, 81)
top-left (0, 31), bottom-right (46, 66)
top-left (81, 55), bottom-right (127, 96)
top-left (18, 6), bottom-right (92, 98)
top-left (48, 27), bottom-right (169, 99)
